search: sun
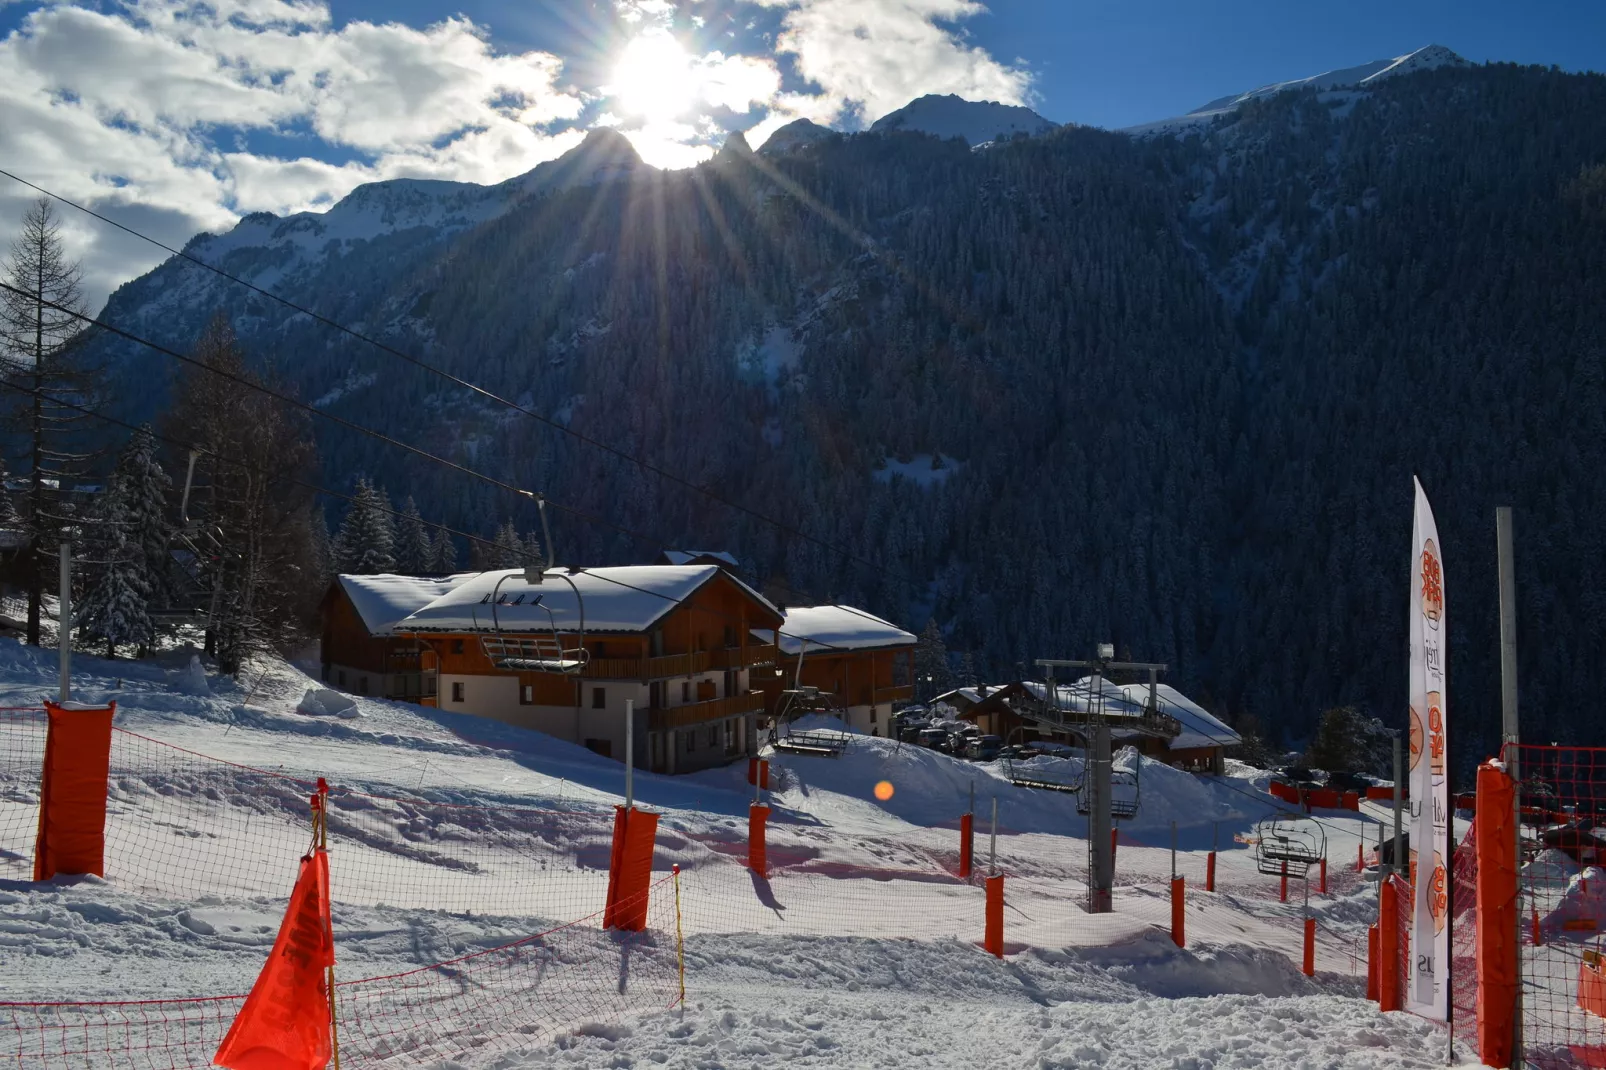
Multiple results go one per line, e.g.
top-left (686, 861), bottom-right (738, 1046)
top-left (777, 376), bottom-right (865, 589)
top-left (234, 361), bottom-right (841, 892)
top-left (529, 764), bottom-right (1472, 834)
top-left (611, 32), bottom-right (702, 123)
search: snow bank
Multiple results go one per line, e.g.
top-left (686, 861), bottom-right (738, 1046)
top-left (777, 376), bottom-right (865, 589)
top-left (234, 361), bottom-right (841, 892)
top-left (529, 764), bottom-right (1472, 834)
top-left (169, 655), bottom-right (210, 696)
top-left (296, 688), bottom-right (359, 719)
top-left (1541, 866), bottom-right (1606, 938)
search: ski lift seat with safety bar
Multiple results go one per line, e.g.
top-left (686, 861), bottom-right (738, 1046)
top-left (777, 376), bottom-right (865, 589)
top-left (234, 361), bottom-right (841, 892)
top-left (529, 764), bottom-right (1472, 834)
top-left (1254, 813), bottom-right (1326, 878)
top-left (476, 566), bottom-right (589, 674)
top-left (1077, 769), bottom-right (1140, 818)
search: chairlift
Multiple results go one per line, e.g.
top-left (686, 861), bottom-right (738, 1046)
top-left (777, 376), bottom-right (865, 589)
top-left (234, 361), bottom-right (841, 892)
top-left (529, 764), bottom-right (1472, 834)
top-left (1254, 813), bottom-right (1326, 878)
top-left (1075, 769), bottom-right (1139, 817)
top-left (478, 566), bottom-right (588, 674)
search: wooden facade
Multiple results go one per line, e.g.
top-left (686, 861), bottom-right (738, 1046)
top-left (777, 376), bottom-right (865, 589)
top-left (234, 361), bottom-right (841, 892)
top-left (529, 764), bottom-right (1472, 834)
top-left (319, 582), bottom-right (436, 701)
top-left (758, 645), bottom-right (915, 736)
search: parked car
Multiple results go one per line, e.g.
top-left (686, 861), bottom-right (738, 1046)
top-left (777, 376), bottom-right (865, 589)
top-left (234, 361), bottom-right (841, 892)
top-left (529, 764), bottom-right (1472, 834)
top-left (965, 735), bottom-right (1003, 761)
top-left (1325, 771), bottom-right (1371, 793)
top-left (917, 727), bottom-right (948, 750)
top-left (1279, 765), bottom-right (1317, 783)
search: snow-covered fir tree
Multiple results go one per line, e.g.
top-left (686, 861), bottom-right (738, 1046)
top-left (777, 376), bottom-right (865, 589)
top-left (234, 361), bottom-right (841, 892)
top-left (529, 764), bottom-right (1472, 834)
top-left (394, 496), bottom-right (433, 575)
top-left (76, 429), bottom-right (170, 657)
top-left (308, 508), bottom-right (333, 587)
top-left (914, 619), bottom-right (955, 701)
top-left (332, 479), bottom-right (396, 574)
top-left (429, 526), bottom-right (457, 573)
top-left (485, 519), bottom-right (540, 569)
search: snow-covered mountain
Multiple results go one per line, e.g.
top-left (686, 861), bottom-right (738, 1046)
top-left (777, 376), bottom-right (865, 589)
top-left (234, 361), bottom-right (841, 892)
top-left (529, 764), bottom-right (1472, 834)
top-left (758, 118), bottom-right (836, 156)
top-left (869, 94), bottom-right (1058, 146)
top-left (1123, 44), bottom-right (1469, 134)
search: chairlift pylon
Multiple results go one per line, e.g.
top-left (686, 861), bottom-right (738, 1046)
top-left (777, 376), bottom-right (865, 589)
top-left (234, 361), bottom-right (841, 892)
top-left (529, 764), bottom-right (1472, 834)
top-left (477, 566), bottom-right (589, 674)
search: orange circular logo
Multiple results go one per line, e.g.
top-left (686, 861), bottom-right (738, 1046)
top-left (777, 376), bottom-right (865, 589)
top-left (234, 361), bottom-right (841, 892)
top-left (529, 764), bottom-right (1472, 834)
top-left (1420, 539), bottom-right (1444, 623)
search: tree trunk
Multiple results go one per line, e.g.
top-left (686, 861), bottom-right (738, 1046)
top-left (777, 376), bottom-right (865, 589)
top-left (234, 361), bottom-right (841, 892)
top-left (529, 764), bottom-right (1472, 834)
top-left (106, 638), bottom-right (115, 659)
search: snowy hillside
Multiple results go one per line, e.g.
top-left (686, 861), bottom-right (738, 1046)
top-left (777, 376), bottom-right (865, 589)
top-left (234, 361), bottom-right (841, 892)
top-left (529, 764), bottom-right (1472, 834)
top-left (0, 637), bottom-right (1463, 1066)
top-left (869, 93), bottom-right (1058, 146)
top-left (1124, 44), bottom-right (1469, 134)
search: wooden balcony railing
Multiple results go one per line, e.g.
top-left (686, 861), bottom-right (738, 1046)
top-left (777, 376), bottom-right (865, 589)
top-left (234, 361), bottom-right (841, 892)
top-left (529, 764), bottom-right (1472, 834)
top-left (647, 692), bottom-right (766, 732)
top-left (708, 643), bottom-right (779, 670)
top-left (583, 651), bottom-right (711, 680)
top-left (874, 684), bottom-right (914, 705)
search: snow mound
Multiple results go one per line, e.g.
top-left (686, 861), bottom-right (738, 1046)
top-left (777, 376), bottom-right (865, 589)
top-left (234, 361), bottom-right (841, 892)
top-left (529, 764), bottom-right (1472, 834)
top-left (1541, 866), bottom-right (1606, 938)
top-left (870, 94), bottom-right (1057, 147)
top-left (169, 655), bottom-right (210, 696)
top-left (295, 688), bottom-right (359, 719)
top-left (1524, 847), bottom-right (1582, 886)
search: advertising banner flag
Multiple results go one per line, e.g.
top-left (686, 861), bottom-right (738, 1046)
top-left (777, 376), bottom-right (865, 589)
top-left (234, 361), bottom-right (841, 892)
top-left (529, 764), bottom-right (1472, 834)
top-left (1407, 476), bottom-right (1450, 1020)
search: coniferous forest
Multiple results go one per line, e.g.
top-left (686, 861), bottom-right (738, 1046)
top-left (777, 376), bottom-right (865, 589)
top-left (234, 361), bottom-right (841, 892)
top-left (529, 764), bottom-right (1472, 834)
top-left (83, 61), bottom-right (1606, 768)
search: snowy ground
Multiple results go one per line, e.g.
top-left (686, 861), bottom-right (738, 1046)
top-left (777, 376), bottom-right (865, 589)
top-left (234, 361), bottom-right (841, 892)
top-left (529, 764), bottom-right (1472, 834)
top-left (0, 639), bottom-right (1477, 1067)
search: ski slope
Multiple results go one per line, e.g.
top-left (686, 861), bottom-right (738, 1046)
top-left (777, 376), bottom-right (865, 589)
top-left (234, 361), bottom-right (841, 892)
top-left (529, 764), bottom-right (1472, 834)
top-left (0, 639), bottom-right (1468, 1067)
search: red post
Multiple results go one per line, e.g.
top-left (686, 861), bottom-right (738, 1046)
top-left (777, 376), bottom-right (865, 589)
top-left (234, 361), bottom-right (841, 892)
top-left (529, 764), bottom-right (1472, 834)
top-left (1533, 908), bottom-right (1543, 947)
top-left (1379, 877), bottom-right (1402, 1012)
top-left (759, 760), bottom-right (770, 791)
top-left (1474, 759), bottom-right (1518, 1068)
top-left (748, 803), bottom-right (770, 878)
top-left (1319, 856), bottom-right (1327, 894)
top-left (1302, 917), bottom-right (1316, 977)
top-left (1280, 859), bottom-right (1288, 902)
top-left (1357, 842), bottom-right (1364, 873)
top-left (1205, 850), bottom-right (1216, 892)
top-left (603, 805), bottom-right (660, 931)
top-left (959, 812), bottom-right (974, 879)
top-left (1367, 924), bottom-right (1379, 1002)
top-left (1170, 877), bottom-right (1186, 947)
top-left (1111, 827), bottom-right (1118, 869)
top-left (984, 874), bottom-right (1004, 957)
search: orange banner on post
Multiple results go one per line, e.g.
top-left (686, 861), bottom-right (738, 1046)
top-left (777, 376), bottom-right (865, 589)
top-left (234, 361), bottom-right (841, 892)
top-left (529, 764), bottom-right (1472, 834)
top-left (958, 813), bottom-right (974, 879)
top-left (214, 849), bottom-right (335, 1070)
top-left (1170, 877), bottom-right (1185, 947)
top-left (33, 700), bottom-right (116, 881)
top-left (1475, 760), bottom-right (1519, 1068)
top-left (1379, 876), bottom-right (1402, 1012)
top-left (603, 806), bottom-right (659, 931)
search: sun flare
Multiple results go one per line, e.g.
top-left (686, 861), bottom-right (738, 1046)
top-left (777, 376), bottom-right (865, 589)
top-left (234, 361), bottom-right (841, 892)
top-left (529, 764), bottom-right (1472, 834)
top-left (611, 33), bottom-right (702, 123)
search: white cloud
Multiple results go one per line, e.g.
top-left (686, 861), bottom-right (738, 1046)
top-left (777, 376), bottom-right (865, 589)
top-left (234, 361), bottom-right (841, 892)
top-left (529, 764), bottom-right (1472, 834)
top-left (0, 0), bottom-right (585, 309)
top-left (760, 0), bottom-right (1031, 128)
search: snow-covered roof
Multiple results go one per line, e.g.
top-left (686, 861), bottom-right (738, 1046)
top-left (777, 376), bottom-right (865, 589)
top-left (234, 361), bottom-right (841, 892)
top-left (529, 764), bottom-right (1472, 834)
top-left (337, 574), bottom-right (476, 635)
top-left (397, 565), bottom-right (778, 635)
top-left (658, 550), bottom-right (739, 567)
top-left (1021, 677), bottom-right (1149, 719)
top-left (1116, 683), bottom-right (1240, 751)
top-left (930, 684), bottom-right (1015, 707)
top-left (756, 605), bottom-right (916, 655)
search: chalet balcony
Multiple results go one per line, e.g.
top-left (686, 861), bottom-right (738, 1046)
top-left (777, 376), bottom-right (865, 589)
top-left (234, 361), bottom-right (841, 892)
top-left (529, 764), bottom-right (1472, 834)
top-left (647, 692), bottom-right (766, 732)
top-left (708, 643), bottom-right (779, 670)
top-left (583, 651), bottom-right (711, 680)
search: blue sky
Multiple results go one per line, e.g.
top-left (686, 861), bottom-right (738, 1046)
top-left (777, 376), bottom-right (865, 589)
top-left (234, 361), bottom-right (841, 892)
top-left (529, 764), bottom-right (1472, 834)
top-left (0, 0), bottom-right (1600, 303)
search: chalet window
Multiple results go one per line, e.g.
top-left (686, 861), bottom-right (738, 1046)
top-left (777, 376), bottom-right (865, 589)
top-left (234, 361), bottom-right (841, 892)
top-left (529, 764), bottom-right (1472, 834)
top-left (451, 682), bottom-right (465, 703)
top-left (723, 624), bottom-right (736, 648)
top-left (870, 707), bottom-right (877, 723)
top-left (723, 670), bottom-right (737, 698)
top-left (358, 677), bottom-right (368, 695)
top-left (520, 684), bottom-right (534, 705)
top-left (452, 639), bottom-right (464, 655)
top-left (724, 720), bottom-right (736, 754)
top-left (650, 628), bottom-right (664, 657)
top-left (650, 681), bottom-right (664, 709)
top-left (337, 670), bottom-right (346, 687)
top-left (592, 687), bottom-right (606, 710)
top-left (681, 681), bottom-right (690, 703)
top-left (685, 731), bottom-right (696, 753)
top-left (593, 641), bottom-right (606, 659)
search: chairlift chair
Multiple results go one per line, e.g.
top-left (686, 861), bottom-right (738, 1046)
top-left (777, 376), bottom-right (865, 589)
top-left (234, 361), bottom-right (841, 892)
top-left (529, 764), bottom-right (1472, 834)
top-left (477, 566), bottom-right (588, 674)
top-left (1076, 768), bottom-right (1139, 817)
top-left (1254, 813), bottom-right (1326, 879)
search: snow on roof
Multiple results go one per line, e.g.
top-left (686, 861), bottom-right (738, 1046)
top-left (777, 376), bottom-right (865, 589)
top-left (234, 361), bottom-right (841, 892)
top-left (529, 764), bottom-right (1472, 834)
top-left (930, 684), bottom-right (1015, 707)
top-left (397, 565), bottom-right (778, 635)
top-left (338, 574), bottom-right (476, 635)
top-left (1116, 683), bottom-right (1241, 751)
top-left (756, 605), bottom-right (916, 655)
top-left (1021, 677), bottom-right (1149, 719)
top-left (658, 550), bottom-right (739, 567)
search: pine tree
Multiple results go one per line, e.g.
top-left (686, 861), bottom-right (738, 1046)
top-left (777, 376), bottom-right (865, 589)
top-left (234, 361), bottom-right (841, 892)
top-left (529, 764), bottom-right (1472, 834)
top-left (308, 508), bottom-right (333, 587)
top-left (76, 431), bottom-right (168, 658)
top-left (332, 479), bottom-right (396, 574)
top-left (0, 198), bottom-right (102, 645)
top-left (914, 619), bottom-right (955, 701)
top-left (394, 496), bottom-right (432, 575)
top-left (429, 526), bottom-right (457, 573)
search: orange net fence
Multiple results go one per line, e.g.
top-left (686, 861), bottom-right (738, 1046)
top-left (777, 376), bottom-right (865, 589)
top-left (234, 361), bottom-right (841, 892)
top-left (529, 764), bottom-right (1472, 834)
top-left (1508, 743), bottom-right (1606, 1069)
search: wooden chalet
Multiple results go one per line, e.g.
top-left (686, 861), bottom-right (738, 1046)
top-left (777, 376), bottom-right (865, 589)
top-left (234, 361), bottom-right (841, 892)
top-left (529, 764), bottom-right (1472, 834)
top-left (393, 564), bottom-right (782, 774)
top-left (320, 574), bottom-right (472, 701)
top-left (753, 605), bottom-right (916, 736)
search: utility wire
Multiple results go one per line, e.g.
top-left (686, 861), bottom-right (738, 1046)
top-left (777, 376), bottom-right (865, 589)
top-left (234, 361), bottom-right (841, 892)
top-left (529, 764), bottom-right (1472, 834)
top-left (0, 169), bottom-right (895, 581)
